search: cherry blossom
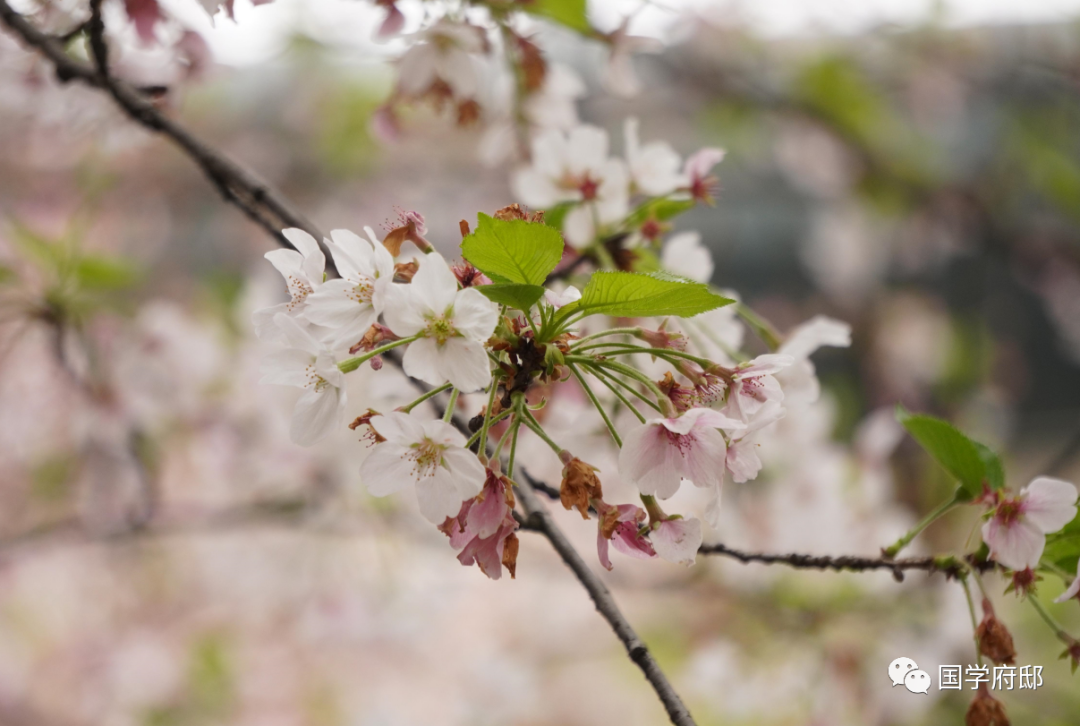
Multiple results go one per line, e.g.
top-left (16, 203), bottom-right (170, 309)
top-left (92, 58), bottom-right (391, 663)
top-left (1054, 558), bottom-right (1080, 603)
top-left (512, 126), bottom-right (629, 248)
top-left (725, 402), bottom-right (784, 483)
top-left (259, 314), bottom-right (345, 446)
top-left (443, 470), bottom-right (520, 580)
top-left (721, 354), bottom-right (795, 423)
top-left (624, 118), bottom-right (684, 196)
top-left (601, 19), bottom-right (662, 98)
top-left (618, 407), bottom-right (745, 500)
top-left (396, 20), bottom-right (484, 106)
top-left (596, 502), bottom-right (655, 570)
top-left (661, 231), bottom-right (714, 284)
top-left (382, 252), bottom-right (499, 392)
top-left (683, 147), bottom-right (726, 204)
top-left (776, 316), bottom-right (852, 405)
top-left (304, 228), bottom-right (395, 349)
top-left (360, 412), bottom-right (485, 523)
top-left (544, 284), bottom-right (581, 309)
top-left (981, 477), bottom-right (1078, 571)
top-left (252, 228), bottom-right (326, 342)
top-left (651, 517), bottom-right (703, 566)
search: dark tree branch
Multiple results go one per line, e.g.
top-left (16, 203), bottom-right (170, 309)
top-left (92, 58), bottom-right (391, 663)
top-left (514, 471), bottom-right (698, 726)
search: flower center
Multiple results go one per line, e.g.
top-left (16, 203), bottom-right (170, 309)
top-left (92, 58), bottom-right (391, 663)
top-left (558, 173), bottom-right (600, 201)
top-left (408, 438), bottom-right (445, 478)
top-left (304, 364), bottom-right (331, 392)
top-left (662, 428), bottom-right (697, 457)
top-left (349, 280), bottom-right (375, 305)
top-left (996, 498), bottom-right (1023, 526)
top-left (425, 314), bottom-right (457, 344)
top-left (287, 275), bottom-right (314, 310)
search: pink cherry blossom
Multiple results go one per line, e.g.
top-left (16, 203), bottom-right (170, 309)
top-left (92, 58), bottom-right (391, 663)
top-left (683, 147), bottom-right (726, 204)
top-left (618, 407), bottom-right (745, 500)
top-left (596, 503), bottom-right (655, 570)
top-left (982, 477), bottom-right (1078, 571)
top-left (722, 354), bottom-right (794, 423)
top-left (441, 470), bottom-right (519, 580)
top-left (651, 517), bottom-right (703, 566)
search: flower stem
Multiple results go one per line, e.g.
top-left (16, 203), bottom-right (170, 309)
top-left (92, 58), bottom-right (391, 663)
top-left (399, 382), bottom-right (453, 413)
top-left (570, 356), bottom-right (672, 415)
top-left (572, 327), bottom-right (641, 346)
top-left (507, 414), bottom-right (522, 479)
top-left (1029, 594), bottom-right (1074, 644)
top-left (736, 303), bottom-right (782, 352)
top-left (582, 363), bottom-right (662, 413)
top-left (961, 576), bottom-right (984, 667)
top-left (520, 408), bottom-right (564, 455)
top-left (442, 388), bottom-right (459, 423)
top-left (882, 497), bottom-right (960, 559)
top-left (465, 408), bottom-right (513, 449)
top-left (337, 335), bottom-right (419, 373)
top-left (568, 363), bottom-right (622, 447)
top-left (583, 365), bottom-right (648, 423)
top-left (641, 494), bottom-right (665, 524)
top-left (572, 343), bottom-right (716, 369)
top-left (477, 378), bottom-right (501, 458)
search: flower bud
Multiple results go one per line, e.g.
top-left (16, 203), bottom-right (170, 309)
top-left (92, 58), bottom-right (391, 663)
top-left (965, 684), bottom-right (1009, 726)
top-left (976, 599), bottom-right (1016, 665)
top-left (369, 355), bottom-right (383, 371)
top-left (634, 326), bottom-right (687, 352)
top-left (559, 451), bottom-right (602, 519)
top-left (1005, 567), bottom-right (1041, 597)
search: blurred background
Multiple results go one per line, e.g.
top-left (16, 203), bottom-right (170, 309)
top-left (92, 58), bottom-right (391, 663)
top-left (2, 0), bottom-right (1080, 724)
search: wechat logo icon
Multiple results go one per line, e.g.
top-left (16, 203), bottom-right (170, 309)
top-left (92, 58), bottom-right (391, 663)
top-left (889, 657), bottom-right (931, 693)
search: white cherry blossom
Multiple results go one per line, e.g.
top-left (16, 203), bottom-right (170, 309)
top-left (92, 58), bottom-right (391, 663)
top-left (722, 354), bottom-right (794, 423)
top-left (259, 313), bottom-right (345, 446)
top-left (382, 252), bottom-right (498, 392)
top-left (252, 228), bottom-right (326, 341)
top-left (360, 412), bottom-right (485, 523)
top-left (661, 231), bottom-right (714, 284)
top-left (624, 117), bottom-right (684, 196)
top-left (982, 477), bottom-right (1078, 571)
top-left (396, 19), bottom-right (484, 101)
top-left (304, 228), bottom-right (395, 348)
top-left (512, 125), bottom-right (629, 248)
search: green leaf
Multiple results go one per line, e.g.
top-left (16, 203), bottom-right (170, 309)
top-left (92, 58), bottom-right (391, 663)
top-left (1044, 512), bottom-right (1080, 576)
top-left (477, 283), bottom-right (546, 311)
top-left (567, 271), bottom-right (733, 319)
top-left (73, 255), bottom-right (139, 291)
top-left (625, 198), bottom-right (696, 228)
top-left (519, 0), bottom-right (590, 34)
top-left (896, 406), bottom-right (1003, 500)
top-left (461, 213), bottom-right (565, 286)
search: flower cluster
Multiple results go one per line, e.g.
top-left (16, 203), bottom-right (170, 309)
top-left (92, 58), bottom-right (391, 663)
top-left (254, 195), bottom-right (854, 579)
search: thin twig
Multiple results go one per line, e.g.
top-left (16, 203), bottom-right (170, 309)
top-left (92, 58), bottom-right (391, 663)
top-left (514, 470), bottom-right (697, 726)
top-left (697, 542), bottom-right (992, 581)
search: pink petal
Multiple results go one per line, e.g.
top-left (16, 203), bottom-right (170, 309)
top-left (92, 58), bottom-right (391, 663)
top-left (651, 518), bottom-right (702, 566)
top-left (1054, 559), bottom-right (1080, 603)
top-left (1021, 477), bottom-right (1078, 533)
top-left (982, 517), bottom-right (1046, 571)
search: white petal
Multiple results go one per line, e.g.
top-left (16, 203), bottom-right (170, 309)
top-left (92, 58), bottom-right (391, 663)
top-left (360, 443), bottom-right (418, 496)
top-left (290, 386), bottom-right (344, 446)
top-left (410, 253), bottom-right (459, 315)
top-left (416, 467), bottom-right (470, 523)
top-left (661, 231), bottom-right (714, 284)
top-left (273, 313), bottom-right (322, 355)
top-left (1021, 477), bottom-right (1078, 533)
top-left (401, 337), bottom-right (447, 387)
top-left (726, 439), bottom-right (763, 483)
top-left (382, 283), bottom-right (427, 337)
top-left (369, 411), bottom-right (427, 445)
top-left (433, 338), bottom-right (491, 393)
top-left (778, 315), bottom-right (852, 361)
top-left (562, 205), bottom-right (596, 249)
top-left (1054, 560), bottom-right (1080, 603)
top-left (305, 279), bottom-right (373, 328)
top-left (681, 428), bottom-right (728, 490)
top-left (252, 303), bottom-right (290, 341)
top-left (512, 167), bottom-right (565, 208)
top-left (651, 518), bottom-right (702, 566)
top-left (260, 348), bottom-right (314, 387)
top-left (452, 288), bottom-right (499, 342)
top-left (565, 125), bottom-right (609, 176)
top-left (264, 248), bottom-right (303, 284)
top-left (442, 446), bottom-right (485, 498)
top-left (282, 228), bottom-right (321, 258)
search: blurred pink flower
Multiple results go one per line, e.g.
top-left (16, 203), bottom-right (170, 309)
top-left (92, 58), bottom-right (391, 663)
top-left (651, 517), bottom-right (702, 566)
